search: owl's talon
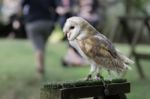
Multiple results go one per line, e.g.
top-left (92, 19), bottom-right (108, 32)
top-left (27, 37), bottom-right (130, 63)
top-left (96, 74), bottom-right (107, 88)
top-left (95, 77), bottom-right (101, 80)
top-left (94, 73), bottom-right (104, 81)
top-left (85, 74), bottom-right (92, 81)
top-left (96, 73), bottom-right (104, 80)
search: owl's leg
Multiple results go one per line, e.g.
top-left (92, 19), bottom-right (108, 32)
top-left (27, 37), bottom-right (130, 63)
top-left (107, 70), bottom-right (113, 81)
top-left (95, 67), bottom-right (104, 80)
top-left (86, 63), bottom-right (97, 80)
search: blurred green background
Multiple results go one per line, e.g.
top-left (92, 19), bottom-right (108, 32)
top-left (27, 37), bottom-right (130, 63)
top-left (0, 39), bottom-right (150, 99)
top-left (0, 0), bottom-right (150, 99)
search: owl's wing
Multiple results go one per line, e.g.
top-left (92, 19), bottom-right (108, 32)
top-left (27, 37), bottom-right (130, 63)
top-left (78, 33), bottom-right (117, 60)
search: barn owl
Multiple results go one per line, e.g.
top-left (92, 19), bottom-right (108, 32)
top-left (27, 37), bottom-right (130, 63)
top-left (63, 16), bottom-right (134, 80)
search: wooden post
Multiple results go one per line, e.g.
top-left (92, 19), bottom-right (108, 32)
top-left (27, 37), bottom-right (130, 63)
top-left (41, 79), bottom-right (130, 99)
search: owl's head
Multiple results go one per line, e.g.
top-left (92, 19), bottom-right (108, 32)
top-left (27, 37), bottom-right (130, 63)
top-left (63, 16), bottom-right (96, 41)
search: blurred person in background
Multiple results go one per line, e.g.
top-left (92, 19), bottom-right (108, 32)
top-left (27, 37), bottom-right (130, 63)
top-left (56, 0), bottom-right (74, 29)
top-left (22, 0), bottom-right (59, 80)
top-left (0, 0), bottom-right (24, 38)
top-left (77, 0), bottom-right (102, 29)
top-left (1, 0), bottom-right (21, 25)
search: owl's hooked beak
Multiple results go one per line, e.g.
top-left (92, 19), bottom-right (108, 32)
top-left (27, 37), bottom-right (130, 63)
top-left (67, 32), bottom-right (75, 41)
top-left (67, 32), bottom-right (71, 38)
top-left (65, 30), bottom-right (80, 41)
top-left (64, 31), bottom-right (72, 41)
top-left (66, 32), bottom-right (71, 39)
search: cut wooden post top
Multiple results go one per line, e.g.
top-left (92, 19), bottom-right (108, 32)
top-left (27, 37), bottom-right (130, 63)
top-left (42, 79), bottom-right (128, 89)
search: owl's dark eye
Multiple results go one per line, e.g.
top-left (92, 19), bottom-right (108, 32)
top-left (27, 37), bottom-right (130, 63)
top-left (70, 26), bottom-right (75, 29)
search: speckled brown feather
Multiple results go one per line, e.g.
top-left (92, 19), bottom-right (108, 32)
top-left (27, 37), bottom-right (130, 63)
top-left (77, 34), bottom-right (124, 72)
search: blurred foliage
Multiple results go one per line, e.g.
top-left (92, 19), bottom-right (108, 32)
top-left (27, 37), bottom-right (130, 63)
top-left (132, 0), bottom-right (150, 15)
top-left (101, 0), bottom-right (150, 16)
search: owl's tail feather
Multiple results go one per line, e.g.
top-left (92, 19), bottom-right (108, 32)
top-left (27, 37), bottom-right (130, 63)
top-left (123, 63), bottom-right (132, 70)
top-left (116, 49), bottom-right (134, 70)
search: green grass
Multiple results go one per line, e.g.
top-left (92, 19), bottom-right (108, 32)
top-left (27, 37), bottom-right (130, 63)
top-left (0, 39), bottom-right (150, 99)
